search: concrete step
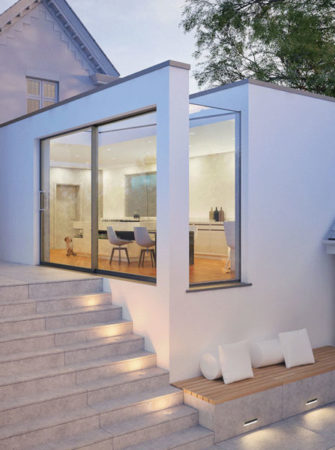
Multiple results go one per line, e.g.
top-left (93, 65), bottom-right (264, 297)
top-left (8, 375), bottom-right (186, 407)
top-left (35, 428), bottom-right (114, 450)
top-left (0, 304), bottom-right (122, 337)
top-left (0, 292), bottom-right (112, 316)
top-left (127, 425), bottom-right (215, 449)
top-left (0, 386), bottom-right (183, 449)
top-left (0, 278), bottom-right (103, 302)
top-left (24, 405), bottom-right (199, 450)
top-left (0, 333), bottom-right (143, 376)
top-left (0, 350), bottom-right (156, 399)
top-left (102, 405), bottom-right (198, 449)
top-left (0, 405), bottom-right (99, 449)
top-left (0, 319), bottom-right (133, 355)
top-left (86, 366), bottom-right (170, 404)
top-left (28, 278), bottom-right (104, 299)
top-left (91, 385), bottom-right (183, 424)
top-left (0, 367), bottom-right (170, 428)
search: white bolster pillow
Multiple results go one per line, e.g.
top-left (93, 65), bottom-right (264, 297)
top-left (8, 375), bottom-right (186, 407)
top-left (250, 339), bottom-right (284, 368)
top-left (200, 352), bottom-right (222, 380)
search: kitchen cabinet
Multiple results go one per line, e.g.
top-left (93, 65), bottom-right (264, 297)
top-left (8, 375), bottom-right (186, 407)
top-left (192, 222), bottom-right (228, 258)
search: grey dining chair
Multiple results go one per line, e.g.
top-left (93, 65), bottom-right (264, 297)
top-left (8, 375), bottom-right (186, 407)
top-left (107, 226), bottom-right (131, 265)
top-left (134, 227), bottom-right (156, 267)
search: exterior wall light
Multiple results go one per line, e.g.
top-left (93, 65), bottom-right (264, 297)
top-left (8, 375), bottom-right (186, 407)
top-left (305, 398), bottom-right (318, 406)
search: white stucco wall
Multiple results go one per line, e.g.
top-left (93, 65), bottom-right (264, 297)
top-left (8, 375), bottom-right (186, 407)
top-left (0, 3), bottom-right (97, 124)
top-left (1, 62), bottom-right (334, 382)
top-left (0, 61), bottom-right (190, 371)
top-left (168, 83), bottom-right (335, 381)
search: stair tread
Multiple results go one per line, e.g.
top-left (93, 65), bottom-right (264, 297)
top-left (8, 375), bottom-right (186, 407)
top-left (0, 386), bottom-right (181, 442)
top-left (101, 405), bottom-right (197, 437)
top-left (0, 404), bottom-right (97, 440)
top-left (0, 333), bottom-right (141, 364)
top-left (35, 428), bottom-right (113, 450)
top-left (0, 366), bottom-right (167, 412)
top-left (126, 425), bottom-right (214, 449)
top-left (0, 319), bottom-right (132, 344)
top-left (91, 385), bottom-right (181, 412)
top-left (82, 366), bottom-right (168, 390)
top-left (0, 350), bottom-right (155, 386)
top-left (0, 292), bottom-right (111, 306)
top-left (0, 303), bottom-right (120, 324)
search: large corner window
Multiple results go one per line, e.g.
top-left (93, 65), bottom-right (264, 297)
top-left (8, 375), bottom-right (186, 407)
top-left (189, 103), bottom-right (241, 286)
top-left (27, 77), bottom-right (58, 113)
top-left (40, 110), bottom-right (157, 283)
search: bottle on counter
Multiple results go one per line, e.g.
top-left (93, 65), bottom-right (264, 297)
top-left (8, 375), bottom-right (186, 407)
top-left (209, 207), bottom-right (214, 221)
top-left (219, 207), bottom-right (224, 222)
top-left (214, 207), bottom-right (219, 222)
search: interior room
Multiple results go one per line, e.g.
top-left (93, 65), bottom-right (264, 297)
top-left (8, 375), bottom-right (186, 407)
top-left (40, 105), bottom-right (239, 285)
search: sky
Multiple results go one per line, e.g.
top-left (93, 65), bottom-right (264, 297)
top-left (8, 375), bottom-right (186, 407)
top-left (0, 0), bottom-right (201, 93)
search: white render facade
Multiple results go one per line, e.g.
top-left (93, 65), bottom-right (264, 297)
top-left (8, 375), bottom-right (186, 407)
top-left (0, 60), bottom-right (334, 383)
top-left (0, 0), bottom-right (119, 124)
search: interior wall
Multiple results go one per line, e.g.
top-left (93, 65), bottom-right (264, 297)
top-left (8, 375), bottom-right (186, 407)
top-left (102, 162), bottom-right (156, 219)
top-left (50, 167), bottom-right (91, 248)
top-left (189, 152), bottom-right (235, 221)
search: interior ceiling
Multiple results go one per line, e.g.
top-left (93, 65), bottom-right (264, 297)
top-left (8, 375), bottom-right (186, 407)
top-left (49, 118), bottom-right (235, 169)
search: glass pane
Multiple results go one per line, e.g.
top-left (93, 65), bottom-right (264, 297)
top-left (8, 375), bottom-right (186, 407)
top-left (189, 104), bottom-right (240, 284)
top-left (43, 81), bottom-right (57, 100)
top-left (27, 78), bottom-right (40, 96)
top-left (27, 98), bottom-right (40, 113)
top-left (97, 112), bottom-right (157, 279)
top-left (41, 129), bottom-right (92, 269)
top-left (43, 100), bottom-right (56, 108)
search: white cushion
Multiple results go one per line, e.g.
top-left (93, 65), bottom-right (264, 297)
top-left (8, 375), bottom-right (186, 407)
top-left (200, 353), bottom-right (222, 380)
top-left (250, 339), bottom-right (284, 368)
top-left (279, 329), bottom-right (315, 369)
top-left (218, 340), bottom-right (254, 384)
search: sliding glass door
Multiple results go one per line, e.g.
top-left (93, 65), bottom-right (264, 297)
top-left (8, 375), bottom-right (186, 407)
top-left (40, 129), bottom-right (92, 269)
top-left (40, 111), bottom-right (157, 281)
top-left (97, 113), bottom-right (157, 279)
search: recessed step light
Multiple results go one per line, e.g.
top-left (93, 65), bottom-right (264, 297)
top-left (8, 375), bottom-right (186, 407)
top-left (243, 418), bottom-right (258, 427)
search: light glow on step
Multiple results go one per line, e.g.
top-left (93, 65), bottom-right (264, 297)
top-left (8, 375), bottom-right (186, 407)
top-left (84, 296), bottom-right (102, 307)
top-left (95, 324), bottom-right (125, 338)
top-left (124, 358), bottom-right (148, 372)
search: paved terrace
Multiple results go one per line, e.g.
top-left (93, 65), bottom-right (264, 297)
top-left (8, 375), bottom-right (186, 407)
top-left (0, 261), bottom-right (99, 286)
top-left (212, 402), bottom-right (335, 449)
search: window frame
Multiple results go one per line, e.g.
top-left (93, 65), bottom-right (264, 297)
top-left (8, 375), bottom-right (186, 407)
top-left (188, 104), bottom-right (242, 288)
top-left (39, 107), bottom-right (158, 285)
top-left (26, 77), bottom-right (59, 113)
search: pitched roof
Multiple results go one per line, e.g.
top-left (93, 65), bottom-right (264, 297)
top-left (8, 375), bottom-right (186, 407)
top-left (0, 0), bottom-right (119, 77)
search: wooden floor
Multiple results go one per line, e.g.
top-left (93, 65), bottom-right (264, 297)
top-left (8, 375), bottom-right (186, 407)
top-left (173, 346), bottom-right (335, 405)
top-left (48, 250), bottom-right (236, 283)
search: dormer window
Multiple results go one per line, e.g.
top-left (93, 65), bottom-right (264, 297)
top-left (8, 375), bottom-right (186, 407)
top-left (26, 77), bottom-right (59, 113)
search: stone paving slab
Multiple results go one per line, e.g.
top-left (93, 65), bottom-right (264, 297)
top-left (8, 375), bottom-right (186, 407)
top-left (0, 262), bottom-right (99, 286)
top-left (215, 402), bottom-right (335, 450)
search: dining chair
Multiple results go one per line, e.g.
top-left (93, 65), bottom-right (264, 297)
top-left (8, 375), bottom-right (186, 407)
top-left (134, 227), bottom-right (156, 267)
top-left (107, 226), bottom-right (131, 265)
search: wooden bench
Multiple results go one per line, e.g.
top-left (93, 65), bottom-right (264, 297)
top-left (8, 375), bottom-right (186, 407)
top-left (173, 346), bottom-right (335, 442)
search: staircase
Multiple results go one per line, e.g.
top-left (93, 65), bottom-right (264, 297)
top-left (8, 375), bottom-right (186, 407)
top-left (0, 277), bottom-right (214, 449)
